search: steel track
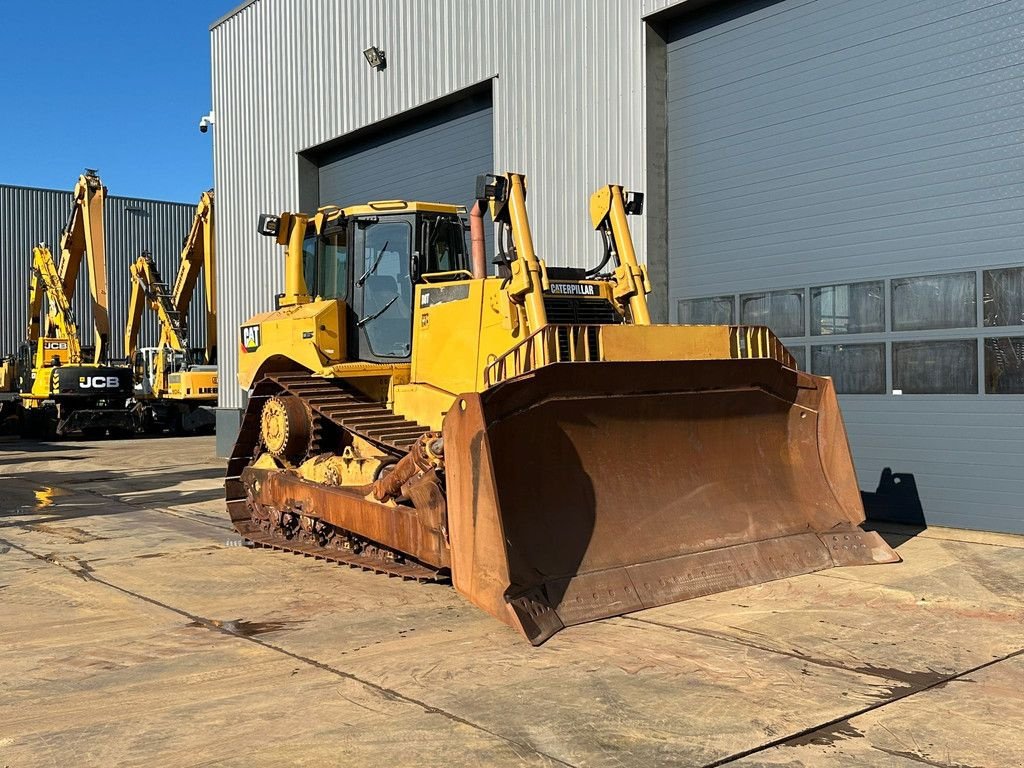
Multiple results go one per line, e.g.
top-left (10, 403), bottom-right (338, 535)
top-left (225, 372), bottom-right (443, 581)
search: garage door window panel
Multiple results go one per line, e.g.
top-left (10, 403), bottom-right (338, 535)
top-left (984, 336), bottom-right (1024, 394)
top-left (811, 281), bottom-right (884, 336)
top-left (893, 339), bottom-right (978, 394)
top-left (892, 272), bottom-right (976, 332)
top-left (983, 267), bottom-right (1024, 328)
top-left (740, 288), bottom-right (804, 337)
top-left (678, 296), bottom-right (735, 324)
top-left (811, 343), bottom-right (885, 394)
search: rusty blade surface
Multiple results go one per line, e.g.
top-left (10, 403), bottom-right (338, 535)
top-left (443, 358), bottom-right (900, 645)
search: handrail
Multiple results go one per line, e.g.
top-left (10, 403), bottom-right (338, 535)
top-left (484, 323), bottom-right (799, 387)
top-left (484, 324), bottom-right (605, 386)
top-left (729, 326), bottom-right (798, 370)
top-left (420, 270), bottom-right (474, 283)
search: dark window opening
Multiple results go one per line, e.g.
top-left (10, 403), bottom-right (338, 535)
top-left (740, 288), bottom-right (804, 338)
top-left (811, 343), bottom-right (885, 394)
top-left (811, 281), bottom-right (884, 335)
top-left (984, 336), bottom-right (1024, 394)
top-left (892, 272), bottom-right (976, 332)
top-left (893, 339), bottom-right (977, 394)
top-left (678, 296), bottom-right (734, 325)
top-left (983, 267), bottom-right (1024, 328)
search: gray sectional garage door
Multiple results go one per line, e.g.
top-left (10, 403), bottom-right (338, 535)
top-left (666, 0), bottom-right (1024, 533)
top-left (317, 93), bottom-right (492, 214)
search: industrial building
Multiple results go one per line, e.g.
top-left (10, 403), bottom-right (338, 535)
top-left (210, 0), bottom-right (1024, 534)
top-left (0, 183), bottom-right (202, 360)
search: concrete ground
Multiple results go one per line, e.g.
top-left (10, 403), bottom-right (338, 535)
top-left (1, 436), bottom-right (1022, 768)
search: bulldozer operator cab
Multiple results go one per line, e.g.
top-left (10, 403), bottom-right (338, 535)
top-left (300, 204), bottom-right (470, 363)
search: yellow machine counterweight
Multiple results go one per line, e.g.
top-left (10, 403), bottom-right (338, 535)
top-left (226, 173), bottom-right (899, 645)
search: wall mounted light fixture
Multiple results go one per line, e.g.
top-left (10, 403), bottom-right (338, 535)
top-left (363, 46), bottom-right (387, 71)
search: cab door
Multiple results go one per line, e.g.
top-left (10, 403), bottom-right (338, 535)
top-left (350, 216), bottom-right (416, 363)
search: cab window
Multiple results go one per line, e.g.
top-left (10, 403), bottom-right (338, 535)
top-left (301, 230), bottom-right (349, 300)
top-left (359, 221), bottom-right (412, 358)
top-left (317, 232), bottom-right (348, 300)
top-left (425, 217), bottom-right (467, 274)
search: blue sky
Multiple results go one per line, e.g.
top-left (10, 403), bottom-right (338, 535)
top-left (0, 1), bottom-right (238, 203)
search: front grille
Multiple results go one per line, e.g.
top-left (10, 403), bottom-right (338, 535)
top-left (544, 297), bottom-right (621, 360)
top-left (543, 297), bottom-right (621, 325)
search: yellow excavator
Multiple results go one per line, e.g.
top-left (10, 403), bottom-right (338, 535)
top-left (0, 355), bottom-right (19, 430)
top-left (15, 171), bottom-right (135, 437)
top-left (227, 172), bottom-right (899, 645)
top-left (125, 190), bottom-right (217, 433)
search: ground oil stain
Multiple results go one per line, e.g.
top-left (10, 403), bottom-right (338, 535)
top-left (786, 722), bottom-right (864, 748)
top-left (854, 665), bottom-right (948, 690)
top-left (187, 618), bottom-right (299, 637)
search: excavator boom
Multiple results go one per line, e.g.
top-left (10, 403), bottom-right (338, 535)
top-left (54, 171), bottom-right (110, 365)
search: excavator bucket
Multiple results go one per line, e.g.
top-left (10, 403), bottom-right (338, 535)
top-left (443, 356), bottom-right (900, 645)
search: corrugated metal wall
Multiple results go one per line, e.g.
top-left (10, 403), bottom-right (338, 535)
top-left (211, 0), bottom-right (648, 409)
top-left (318, 97), bottom-right (493, 214)
top-left (665, 0), bottom-right (1024, 533)
top-left (0, 184), bottom-right (200, 361)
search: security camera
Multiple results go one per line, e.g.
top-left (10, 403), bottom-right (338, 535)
top-left (198, 110), bottom-right (215, 134)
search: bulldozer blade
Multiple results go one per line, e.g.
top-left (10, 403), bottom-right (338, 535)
top-left (443, 358), bottom-right (900, 645)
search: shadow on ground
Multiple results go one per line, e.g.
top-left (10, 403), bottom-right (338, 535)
top-left (1, 464), bottom-right (224, 526)
top-left (862, 467), bottom-right (928, 548)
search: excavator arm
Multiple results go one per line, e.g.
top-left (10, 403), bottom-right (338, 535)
top-left (125, 191), bottom-right (217, 363)
top-left (52, 171), bottom-right (110, 364)
top-left (26, 253), bottom-right (45, 348)
top-left (172, 190), bottom-right (217, 363)
top-left (124, 256), bottom-right (147, 363)
top-left (125, 252), bottom-right (192, 358)
top-left (29, 245), bottom-right (82, 367)
top-left (124, 192), bottom-right (219, 420)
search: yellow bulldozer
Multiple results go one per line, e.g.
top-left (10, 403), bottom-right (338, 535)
top-left (227, 172), bottom-right (899, 645)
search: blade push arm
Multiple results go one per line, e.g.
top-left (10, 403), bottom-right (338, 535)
top-left (589, 185), bottom-right (652, 325)
top-left (476, 172), bottom-right (549, 333)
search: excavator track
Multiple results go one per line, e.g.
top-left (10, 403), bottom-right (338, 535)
top-left (225, 372), bottom-right (443, 582)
